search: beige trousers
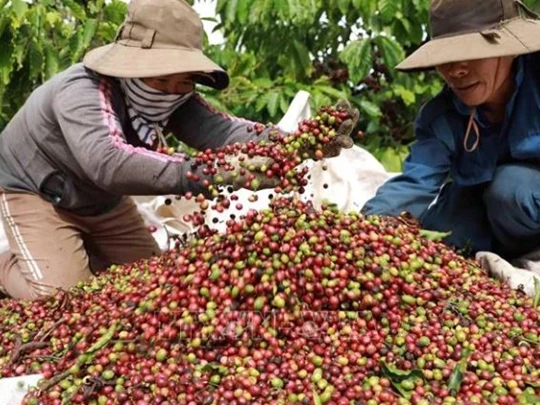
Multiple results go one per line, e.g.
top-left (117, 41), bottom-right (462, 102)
top-left (0, 190), bottom-right (160, 300)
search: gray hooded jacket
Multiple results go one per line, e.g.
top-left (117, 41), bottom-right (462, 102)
top-left (0, 64), bottom-right (273, 216)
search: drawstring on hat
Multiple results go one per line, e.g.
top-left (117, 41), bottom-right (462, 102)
top-left (462, 55), bottom-right (511, 153)
top-left (463, 108), bottom-right (480, 152)
top-left (154, 125), bottom-right (169, 150)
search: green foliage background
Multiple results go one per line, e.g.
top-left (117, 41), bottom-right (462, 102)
top-left (1, 0), bottom-right (539, 171)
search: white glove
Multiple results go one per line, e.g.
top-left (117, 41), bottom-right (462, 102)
top-left (476, 251), bottom-right (540, 297)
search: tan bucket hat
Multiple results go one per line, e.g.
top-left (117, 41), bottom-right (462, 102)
top-left (83, 0), bottom-right (229, 89)
top-left (397, 0), bottom-right (540, 71)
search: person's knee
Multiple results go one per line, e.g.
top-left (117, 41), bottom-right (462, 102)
top-left (484, 164), bottom-right (540, 224)
top-left (24, 283), bottom-right (58, 300)
top-left (5, 282), bottom-right (56, 301)
top-left (1, 254), bottom-right (73, 300)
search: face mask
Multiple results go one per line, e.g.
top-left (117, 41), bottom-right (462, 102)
top-left (120, 78), bottom-right (192, 146)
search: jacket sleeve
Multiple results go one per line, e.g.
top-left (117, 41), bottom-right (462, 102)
top-left (362, 118), bottom-right (453, 219)
top-left (166, 93), bottom-right (283, 150)
top-left (53, 75), bottom-right (210, 196)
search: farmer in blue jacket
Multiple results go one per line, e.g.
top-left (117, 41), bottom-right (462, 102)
top-left (363, 0), bottom-right (540, 260)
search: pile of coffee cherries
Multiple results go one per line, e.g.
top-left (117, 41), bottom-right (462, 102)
top-left (0, 198), bottom-right (538, 404)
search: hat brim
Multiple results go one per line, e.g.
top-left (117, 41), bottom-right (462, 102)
top-left (397, 18), bottom-right (540, 71)
top-left (83, 43), bottom-right (229, 90)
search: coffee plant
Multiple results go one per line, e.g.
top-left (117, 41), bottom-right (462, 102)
top-left (0, 0), bottom-right (127, 127)
top-left (209, 0), bottom-right (540, 171)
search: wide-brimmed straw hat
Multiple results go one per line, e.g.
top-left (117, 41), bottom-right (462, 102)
top-left (83, 0), bottom-right (229, 89)
top-left (397, 0), bottom-right (540, 71)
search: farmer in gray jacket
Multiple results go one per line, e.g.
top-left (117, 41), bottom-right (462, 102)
top-left (0, 0), bottom-right (356, 300)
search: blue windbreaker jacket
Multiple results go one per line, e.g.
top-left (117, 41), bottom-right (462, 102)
top-left (363, 52), bottom-right (540, 219)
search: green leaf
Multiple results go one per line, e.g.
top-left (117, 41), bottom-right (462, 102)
top-left (519, 392), bottom-right (540, 404)
top-left (27, 42), bottom-right (43, 81)
top-left (397, 14), bottom-right (412, 35)
top-left (201, 363), bottom-right (229, 375)
top-left (355, 0), bottom-right (376, 18)
top-left (44, 43), bottom-right (60, 80)
top-left (279, 92), bottom-right (290, 114)
top-left (311, 91), bottom-right (332, 110)
top-left (235, 0), bottom-right (251, 24)
top-left (0, 34), bottom-right (13, 85)
top-left (229, 56), bottom-right (256, 77)
top-left (104, 0), bottom-right (128, 24)
top-left (216, 0), bottom-right (227, 14)
top-left (290, 39), bottom-right (312, 79)
top-left (11, 0), bottom-right (28, 21)
top-left (275, 0), bottom-right (290, 19)
top-left (402, 15), bottom-right (425, 44)
top-left (447, 368), bottom-right (464, 397)
top-left (69, 30), bottom-right (84, 63)
top-left (252, 77), bottom-right (274, 88)
top-left (419, 229), bottom-right (452, 242)
top-left (312, 387), bottom-right (322, 405)
top-left (448, 348), bottom-right (472, 396)
top-left (525, 379), bottom-right (540, 389)
top-left (336, 0), bottom-right (350, 15)
top-left (393, 84), bottom-right (416, 106)
top-left (380, 362), bottom-right (424, 380)
top-left (224, 0), bottom-right (239, 24)
top-left (241, 90), bottom-right (261, 107)
top-left (534, 277), bottom-right (540, 308)
top-left (96, 21), bottom-right (118, 43)
top-left (87, 323), bottom-right (117, 353)
top-left (288, 0), bottom-right (301, 21)
top-left (0, 16), bottom-right (9, 41)
top-left (69, 18), bottom-right (98, 63)
top-left (376, 35), bottom-right (405, 70)
top-left (339, 38), bottom-right (373, 83)
top-left (379, 147), bottom-right (404, 173)
top-left (64, 0), bottom-right (87, 21)
top-left (315, 85), bottom-right (348, 101)
top-left (255, 91), bottom-right (273, 113)
top-left (380, 361), bottom-right (424, 399)
top-left (266, 91), bottom-right (280, 117)
top-left (88, 0), bottom-right (105, 14)
top-left (359, 99), bottom-right (382, 118)
top-left (45, 11), bottom-right (62, 27)
top-left (83, 18), bottom-right (98, 47)
top-left (11, 33), bottom-right (29, 70)
top-left (379, 0), bottom-right (398, 21)
top-left (201, 17), bottom-right (219, 23)
top-left (71, 322), bottom-right (118, 371)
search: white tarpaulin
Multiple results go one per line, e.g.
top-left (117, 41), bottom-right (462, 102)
top-left (0, 220), bottom-right (8, 254)
top-left (0, 374), bottom-right (42, 405)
